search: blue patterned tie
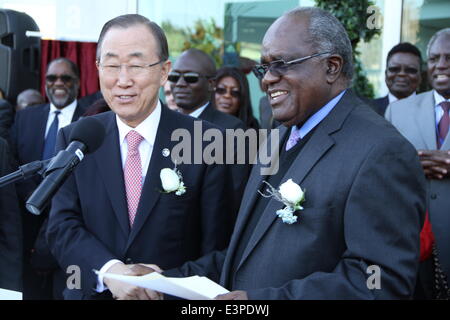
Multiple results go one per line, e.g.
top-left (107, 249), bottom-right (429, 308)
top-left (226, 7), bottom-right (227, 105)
top-left (42, 110), bottom-right (61, 160)
top-left (286, 127), bottom-right (301, 151)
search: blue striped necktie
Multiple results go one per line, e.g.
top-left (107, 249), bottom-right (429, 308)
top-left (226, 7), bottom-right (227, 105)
top-left (42, 110), bottom-right (61, 160)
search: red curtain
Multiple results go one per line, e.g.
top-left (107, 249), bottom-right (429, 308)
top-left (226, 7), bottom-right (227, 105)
top-left (40, 40), bottom-right (99, 99)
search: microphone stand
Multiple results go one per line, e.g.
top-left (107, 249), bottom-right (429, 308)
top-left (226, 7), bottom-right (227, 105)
top-left (0, 159), bottom-right (51, 188)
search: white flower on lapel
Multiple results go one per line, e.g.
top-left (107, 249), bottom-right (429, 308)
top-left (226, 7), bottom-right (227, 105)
top-left (160, 166), bottom-right (186, 196)
top-left (258, 179), bottom-right (305, 224)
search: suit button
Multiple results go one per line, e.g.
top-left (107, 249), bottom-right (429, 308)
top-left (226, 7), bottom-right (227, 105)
top-left (431, 194), bottom-right (437, 199)
top-left (125, 258), bottom-right (133, 264)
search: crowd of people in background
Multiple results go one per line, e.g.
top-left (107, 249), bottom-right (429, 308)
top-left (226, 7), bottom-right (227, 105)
top-left (0, 7), bottom-right (449, 300)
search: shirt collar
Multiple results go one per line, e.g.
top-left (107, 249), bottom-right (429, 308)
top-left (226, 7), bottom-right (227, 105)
top-left (49, 99), bottom-right (77, 116)
top-left (116, 100), bottom-right (161, 147)
top-left (189, 102), bottom-right (210, 118)
top-left (293, 89), bottom-right (346, 139)
top-left (434, 90), bottom-right (449, 107)
top-left (388, 92), bottom-right (416, 104)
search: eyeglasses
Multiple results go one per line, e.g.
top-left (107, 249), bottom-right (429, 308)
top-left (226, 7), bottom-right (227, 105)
top-left (252, 52), bottom-right (331, 80)
top-left (97, 60), bottom-right (163, 77)
top-left (215, 87), bottom-right (241, 98)
top-left (45, 74), bottom-right (75, 84)
top-left (168, 72), bottom-right (209, 84)
top-left (387, 66), bottom-right (419, 75)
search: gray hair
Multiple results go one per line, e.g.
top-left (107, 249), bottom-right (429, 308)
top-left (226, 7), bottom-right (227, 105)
top-left (96, 14), bottom-right (169, 62)
top-left (286, 7), bottom-right (354, 83)
top-left (427, 28), bottom-right (450, 57)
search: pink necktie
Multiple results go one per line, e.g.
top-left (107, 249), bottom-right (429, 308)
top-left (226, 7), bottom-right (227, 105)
top-left (124, 130), bottom-right (144, 227)
top-left (286, 128), bottom-right (301, 151)
top-left (438, 101), bottom-right (450, 149)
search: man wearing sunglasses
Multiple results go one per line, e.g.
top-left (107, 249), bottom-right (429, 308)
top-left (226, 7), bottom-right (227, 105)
top-left (170, 48), bottom-right (249, 217)
top-left (169, 48), bottom-right (246, 132)
top-left (10, 57), bottom-right (87, 299)
top-left (150, 7), bottom-right (425, 300)
top-left (371, 43), bottom-right (422, 116)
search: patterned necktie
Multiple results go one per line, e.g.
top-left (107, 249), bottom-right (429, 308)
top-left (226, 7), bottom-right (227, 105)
top-left (42, 110), bottom-right (61, 160)
top-left (438, 101), bottom-right (450, 149)
top-left (286, 127), bottom-right (301, 151)
top-left (124, 130), bottom-right (144, 227)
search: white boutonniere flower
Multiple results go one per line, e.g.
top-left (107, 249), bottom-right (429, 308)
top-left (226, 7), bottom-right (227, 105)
top-left (160, 165), bottom-right (186, 196)
top-left (258, 179), bottom-right (305, 224)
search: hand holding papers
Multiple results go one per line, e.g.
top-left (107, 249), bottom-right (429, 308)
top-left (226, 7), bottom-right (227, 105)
top-left (95, 270), bottom-right (229, 300)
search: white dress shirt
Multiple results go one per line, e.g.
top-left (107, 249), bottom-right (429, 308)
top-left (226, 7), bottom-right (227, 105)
top-left (96, 101), bottom-right (162, 293)
top-left (188, 102), bottom-right (209, 118)
top-left (388, 92), bottom-right (416, 105)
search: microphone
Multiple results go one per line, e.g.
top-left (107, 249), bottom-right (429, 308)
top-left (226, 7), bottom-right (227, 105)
top-left (26, 116), bottom-right (106, 215)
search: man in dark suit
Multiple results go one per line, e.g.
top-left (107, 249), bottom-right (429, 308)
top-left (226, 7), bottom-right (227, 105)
top-left (170, 49), bottom-right (250, 216)
top-left (385, 28), bottom-right (450, 299)
top-left (10, 57), bottom-right (87, 299)
top-left (371, 42), bottom-right (422, 116)
top-left (0, 137), bottom-right (22, 292)
top-left (170, 48), bottom-right (245, 131)
top-left (46, 14), bottom-right (236, 300)
top-left (145, 7), bottom-right (426, 300)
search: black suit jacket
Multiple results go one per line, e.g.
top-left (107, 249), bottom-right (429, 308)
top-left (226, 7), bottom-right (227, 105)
top-left (166, 90), bottom-right (426, 299)
top-left (0, 99), bottom-right (14, 144)
top-left (46, 106), bottom-right (237, 299)
top-left (0, 137), bottom-right (22, 291)
top-left (370, 95), bottom-right (389, 116)
top-left (198, 103), bottom-right (250, 217)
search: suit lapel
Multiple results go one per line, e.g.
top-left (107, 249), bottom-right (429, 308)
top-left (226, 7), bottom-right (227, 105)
top-left (220, 125), bottom-right (286, 286)
top-left (228, 90), bottom-right (354, 274)
top-left (94, 113), bottom-right (129, 237)
top-left (236, 126), bottom-right (335, 271)
top-left (71, 102), bottom-right (85, 122)
top-left (125, 105), bottom-right (178, 249)
top-left (36, 104), bottom-right (50, 160)
top-left (416, 91), bottom-right (437, 149)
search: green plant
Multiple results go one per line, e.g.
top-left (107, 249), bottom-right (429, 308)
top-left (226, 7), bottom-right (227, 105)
top-left (181, 18), bottom-right (224, 67)
top-left (315, 0), bottom-right (381, 98)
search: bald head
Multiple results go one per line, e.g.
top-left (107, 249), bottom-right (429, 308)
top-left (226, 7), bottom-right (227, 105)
top-left (16, 89), bottom-right (44, 111)
top-left (170, 49), bottom-right (216, 113)
top-left (175, 48), bottom-right (216, 76)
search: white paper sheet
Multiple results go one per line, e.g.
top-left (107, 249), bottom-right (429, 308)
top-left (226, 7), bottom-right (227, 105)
top-left (95, 270), bottom-right (229, 300)
top-left (0, 288), bottom-right (22, 300)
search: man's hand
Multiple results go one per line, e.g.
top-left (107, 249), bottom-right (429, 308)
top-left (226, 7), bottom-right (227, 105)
top-left (418, 150), bottom-right (450, 179)
top-left (215, 290), bottom-right (248, 300)
top-left (103, 262), bottom-right (163, 300)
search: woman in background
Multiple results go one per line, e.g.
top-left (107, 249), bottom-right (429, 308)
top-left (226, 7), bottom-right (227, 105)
top-left (214, 67), bottom-right (259, 130)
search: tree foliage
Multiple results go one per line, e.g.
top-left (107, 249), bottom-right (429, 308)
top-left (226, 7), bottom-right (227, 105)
top-left (315, 0), bottom-right (381, 98)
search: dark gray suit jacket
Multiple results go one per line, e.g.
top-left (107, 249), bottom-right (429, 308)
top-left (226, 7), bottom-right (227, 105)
top-left (47, 106), bottom-right (237, 299)
top-left (385, 90), bottom-right (450, 288)
top-left (166, 90), bottom-right (426, 299)
top-left (0, 137), bottom-right (22, 291)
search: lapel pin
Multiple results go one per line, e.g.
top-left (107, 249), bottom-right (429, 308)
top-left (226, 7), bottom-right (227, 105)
top-left (162, 148), bottom-right (170, 157)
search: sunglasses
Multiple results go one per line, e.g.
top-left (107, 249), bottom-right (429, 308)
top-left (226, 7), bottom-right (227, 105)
top-left (168, 72), bottom-right (208, 84)
top-left (387, 66), bottom-right (419, 75)
top-left (215, 87), bottom-right (241, 98)
top-left (45, 74), bottom-right (75, 84)
top-left (252, 52), bottom-right (331, 80)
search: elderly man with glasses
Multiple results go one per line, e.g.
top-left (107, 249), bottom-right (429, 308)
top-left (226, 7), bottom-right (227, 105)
top-left (144, 7), bottom-right (426, 300)
top-left (10, 57), bottom-right (88, 300)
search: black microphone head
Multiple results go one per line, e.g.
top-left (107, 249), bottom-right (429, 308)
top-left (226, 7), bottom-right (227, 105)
top-left (68, 117), bottom-right (106, 154)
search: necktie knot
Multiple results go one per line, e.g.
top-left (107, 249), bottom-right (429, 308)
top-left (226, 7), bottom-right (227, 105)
top-left (286, 128), bottom-right (301, 151)
top-left (440, 101), bottom-right (450, 113)
top-left (126, 130), bottom-right (144, 152)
